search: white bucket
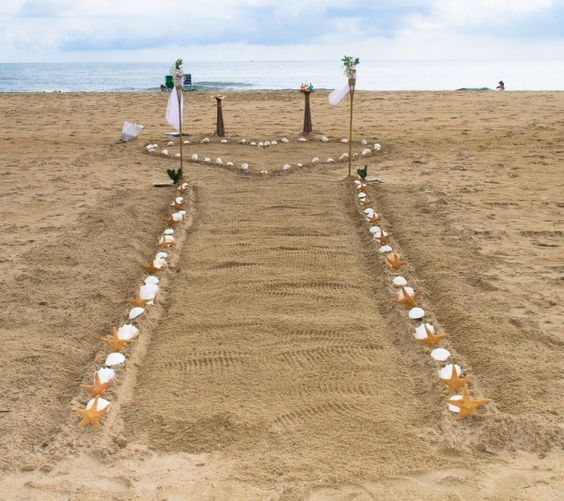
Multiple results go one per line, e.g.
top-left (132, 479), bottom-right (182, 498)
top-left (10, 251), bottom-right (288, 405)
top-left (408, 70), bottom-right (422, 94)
top-left (121, 121), bottom-right (143, 141)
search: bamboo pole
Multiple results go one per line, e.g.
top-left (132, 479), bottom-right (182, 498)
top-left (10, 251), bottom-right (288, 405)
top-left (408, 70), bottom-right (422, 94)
top-left (347, 70), bottom-right (356, 177)
top-left (176, 79), bottom-right (183, 173)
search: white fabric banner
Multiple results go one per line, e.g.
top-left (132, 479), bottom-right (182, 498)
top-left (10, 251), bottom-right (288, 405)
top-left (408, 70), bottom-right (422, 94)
top-left (165, 86), bottom-right (183, 130)
top-left (328, 82), bottom-right (350, 106)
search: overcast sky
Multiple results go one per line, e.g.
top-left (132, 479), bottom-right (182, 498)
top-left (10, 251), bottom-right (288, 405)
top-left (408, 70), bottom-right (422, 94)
top-left (1, 0), bottom-right (563, 62)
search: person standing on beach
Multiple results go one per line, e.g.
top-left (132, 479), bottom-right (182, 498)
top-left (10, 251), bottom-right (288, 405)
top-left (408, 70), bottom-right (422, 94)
top-left (496, 80), bottom-right (505, 91)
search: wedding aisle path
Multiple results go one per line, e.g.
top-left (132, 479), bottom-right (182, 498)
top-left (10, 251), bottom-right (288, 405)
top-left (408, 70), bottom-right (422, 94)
top-left (122, 166), bottom-right (446, 495)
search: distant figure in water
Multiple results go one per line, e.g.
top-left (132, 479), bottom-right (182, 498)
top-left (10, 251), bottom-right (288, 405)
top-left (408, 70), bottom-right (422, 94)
top-left (496, 80), bottom-right (505, 91)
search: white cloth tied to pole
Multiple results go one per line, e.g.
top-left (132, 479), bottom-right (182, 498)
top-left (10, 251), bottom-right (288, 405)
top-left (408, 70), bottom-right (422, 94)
top-left (328, 81), bottom-right (350, 106)
top-left (165, 86), bottom-right (183, 130)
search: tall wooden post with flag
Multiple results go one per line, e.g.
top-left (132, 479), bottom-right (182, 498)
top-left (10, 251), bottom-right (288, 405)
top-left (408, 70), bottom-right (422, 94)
top-left (165, 58), bottom-right (185, 181)
top-left (328, 56), bottom-right (360, 177)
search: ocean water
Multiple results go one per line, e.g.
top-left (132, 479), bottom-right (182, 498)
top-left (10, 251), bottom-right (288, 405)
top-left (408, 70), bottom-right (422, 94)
top-left (0, 60), bottom-right (563, 92)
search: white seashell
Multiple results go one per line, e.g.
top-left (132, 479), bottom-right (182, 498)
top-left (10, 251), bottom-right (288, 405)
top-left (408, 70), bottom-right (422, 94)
top-left (271, 140), bottom-right (278, 145)
top-left (296, 163), bottom-right (304, 167)
top-left (167, 141), bottom-right (175, 146)
top-left (203, 157), bottom-right (211, 163)
top-left (339, 153), bottom-right (349, 162)
top-left (180, 182), bottom-right (189, 189)
top-left (364, 207), bottom-right (374, 214)
top-left (312, 157), bottom-right (320, 164)
top-left (174, 196), bottom-right (184, 204)
top-left (414, 323), bottom-right (434, 340)
top-left (238, 138), bottom-right (247, 144)
top-left (191, 153), bottom-right (198, 161)
top-left (431, 348), bottom-right (451, 362)
top-left (360, 139), bottom-right (368, 145)
top-left (408, 307), bottom-right (425, 319)
top-left (439, 364), bottom-right (462, 380)
top-left (129, 307), bottom-right (145, 320)
top-left (299, 137), bottom-right (307, 142)
top-left (258, 141), bottom-right (264, 147)
top-left (145, 275), bottom-right (159, 285)
top-left (320, 136), bottom-right (329, 143)
top-left (369, 225), bottom-right (381, 235)
top-left (174, 153), bottom-right (180, 158)
top-left (105, 352), bottom-right (125, 367)
top-left (327, 158), bottom-right (335, 163)
top-left (264, 141), bottom-right (270, 147)
top-left (158, 235), bottom-right (175, 246)
top-left (183, 140), bottom-right (190, 145)
top-left (139, 283), bottom-right (159, 301)
top-left (355, 180), bottom-right (363, 187)
top-left (374, 143), bottom-right (382, 151)
top-left (87, 397), bottom-right (111, 411)
top-left (340, 138), bottom-right (349, 143)
top-left (379, 245), bottom-right (393, 253)
top-left (281, 138), bottom-right (290, 143)
top-left (161, 149), bottom-right (169, 156)
top-left (282, 164), bottom-right (291, 170)
top-left (241, 163), bottom-right (249, 171)
top-left (357, 192), bottom-right (367, 199)
top-left (226, 161), bottom-right (234, 167)
top-left (200, 137), bottom-right (210, 144)
top-left (447, 395), bottom-right (462, 413)
top-left (171, 212), bottom-right (183, 222)
top-left (361, 148), bottom-right (372, 157)
top-left (117, 324), bottom-right (139, 340)
top-left (392, 276), bottom-right (407, 287)
top-left (152, 144), bottom-right (159, 148)
top-left (97, 367), bottom-right (115, 383)
top-left (145, 145), bottom-right (153, 151)
top-left (163, 228), bottom-right (174, 236)
top-left (250, 141), bottom-right (257, 146)
top-left (155, 251), bottom-right (168, 260)
top-left (260, 169), bottom-right (269, 174)
top-left (215, 157), bottom-right (223, 165)
top-left (220, 139), bottom-right (228, 144)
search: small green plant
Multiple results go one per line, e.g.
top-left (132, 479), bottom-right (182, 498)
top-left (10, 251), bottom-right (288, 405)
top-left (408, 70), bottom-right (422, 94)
top-left (167, 167), bottom-right (183, 184)
top-left (357, 165), bottom-right (368, 180)
top-left (342, 55), bottom-right (360, 75)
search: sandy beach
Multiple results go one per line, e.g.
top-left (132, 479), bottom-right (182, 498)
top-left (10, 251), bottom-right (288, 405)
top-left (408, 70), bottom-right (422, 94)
top-left (0, 90), bottom-right (563, 499)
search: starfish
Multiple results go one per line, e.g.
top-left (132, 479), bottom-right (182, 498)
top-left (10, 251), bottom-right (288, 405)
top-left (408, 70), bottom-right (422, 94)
top-left (170, 200), bottom-right (184, 210)
top-left (128, 292), bottom-right (151, 308)
top-left (416, 324), bottom-right (448, 346)
top-left (139, 261), bottom-right (162, 275)
top-left (448, 386), bottom-right (489, 419)
top-left (376, 231), bottom-right (390, 244)
top-left (385, 252), bottom-right (404, 269)
top-left (360, 198), bottom-right (371, 205)
top-left (167, 215), bottom-right (181, 226)
top-left (368, 214), bottom-right (379, 224)
top-left (396, 286), bottom-right (416, 308)
top-left (440, 368), bottom-right (475, 393)
top-left (102, 327), bottom-right (133, 352)
top-left (80, 372), bottom-right (113, 397)
top-left (158, 238), bottom-right (175, 249)
top-left (72, 396), bottom-right (109, 427)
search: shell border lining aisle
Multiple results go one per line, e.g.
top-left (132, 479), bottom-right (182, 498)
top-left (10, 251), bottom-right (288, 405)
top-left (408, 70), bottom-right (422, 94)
top-left (71, 181), bottom-right (193, 426)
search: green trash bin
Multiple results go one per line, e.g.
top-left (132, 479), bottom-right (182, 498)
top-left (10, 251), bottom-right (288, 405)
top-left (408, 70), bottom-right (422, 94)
top-left (165, 75), bottom-right (174, 90)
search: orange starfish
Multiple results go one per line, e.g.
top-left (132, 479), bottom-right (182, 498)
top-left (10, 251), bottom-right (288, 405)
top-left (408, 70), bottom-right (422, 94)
top-left (139, 261), bottom-right (162, 275)
top-left (170, 200), bottom-right (184, 210)
top-left (80, 372), bottom-right (113, 397)
top-left (128, 292), bottom-right (151, 308)
top-left (448, 386), bottom-right (489, 419)
top-left (177, 185), bottom-right (188, 194)
top-left (385, 252), bottom-right (404, 269)
top-left (396, 286), bottom-right (416, 308)
top-left (102, 327), bottom-right (133, 352)
top-left (158, 237), bottom-right (175, 249)
top-left (416, 324), bottom-right (448, 346)
top-left (72, 396), bottom-right (110, 427)
top-left (166, 215), bottom-right (178, 226)
top-left (368, 214), bottom-right (379, 224)
top-left (360, 198), bottom-right (371, 205)
top-left (440, 368), bottom-right (475, 393)
top-left (376, 231), bottom-right (390, 244)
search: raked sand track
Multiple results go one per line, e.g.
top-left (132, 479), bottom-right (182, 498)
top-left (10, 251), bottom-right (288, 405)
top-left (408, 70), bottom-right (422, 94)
top-left (0, 91), bottom-right (563, 499)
